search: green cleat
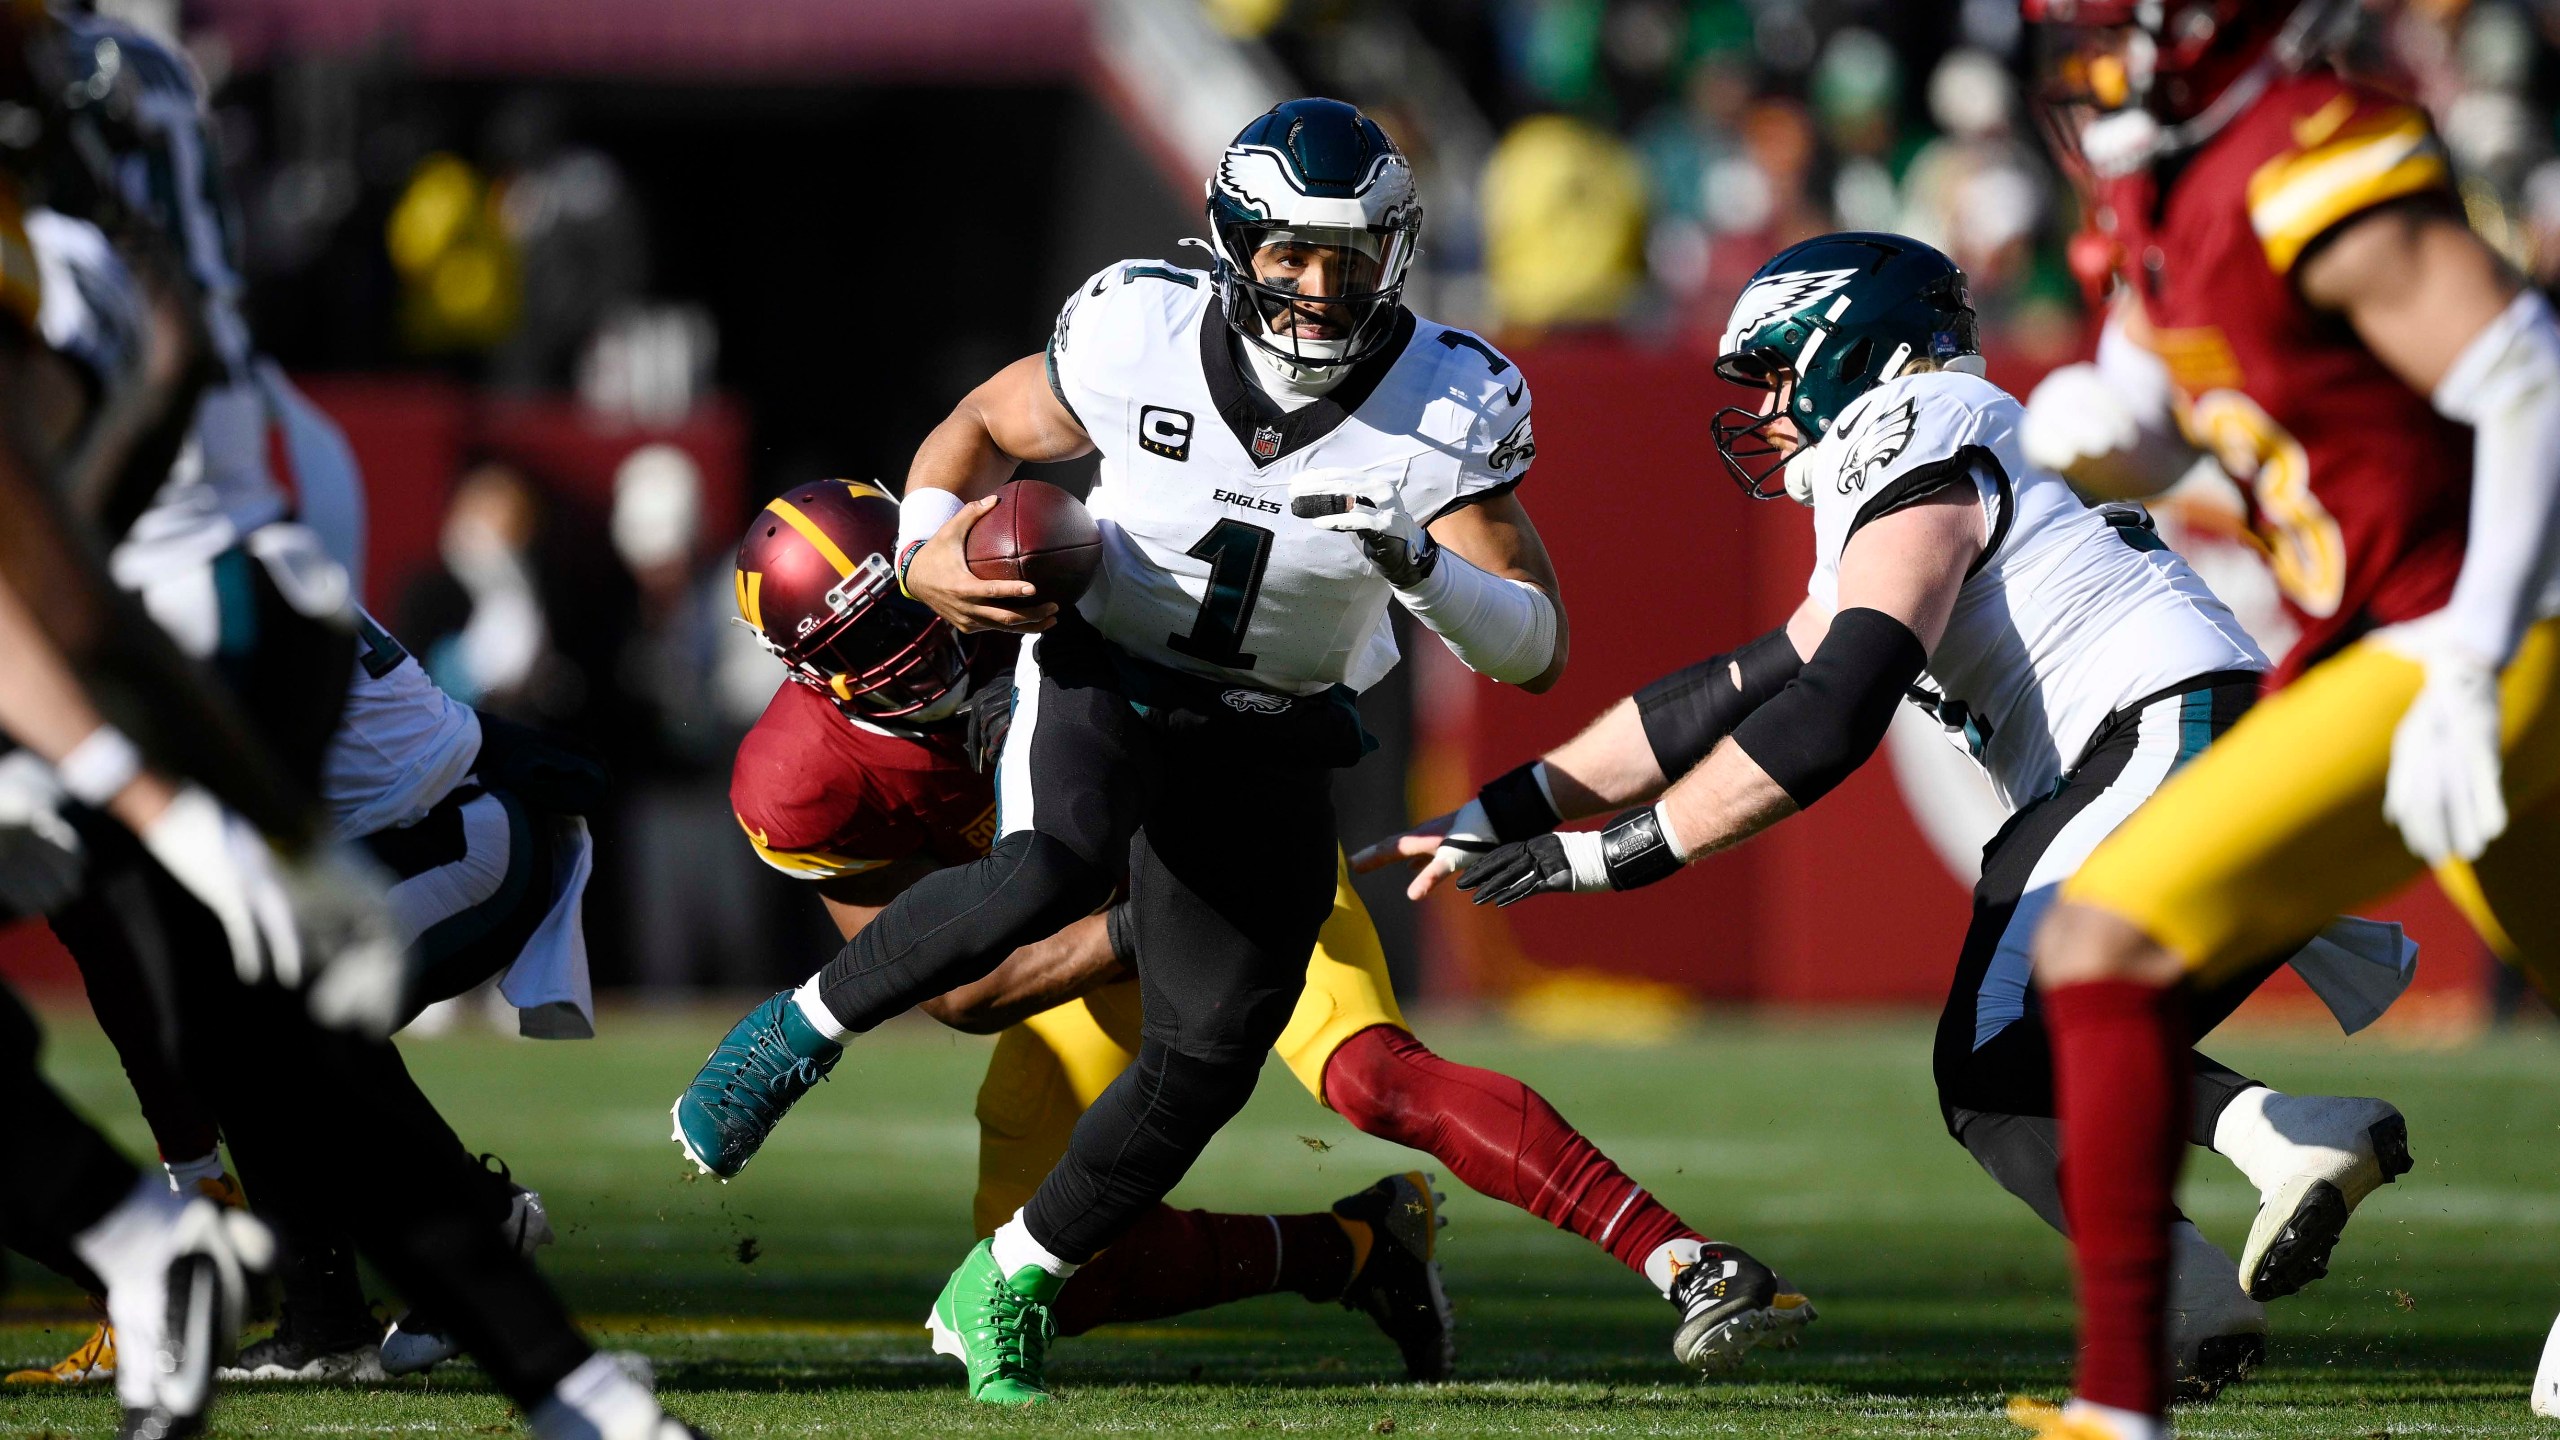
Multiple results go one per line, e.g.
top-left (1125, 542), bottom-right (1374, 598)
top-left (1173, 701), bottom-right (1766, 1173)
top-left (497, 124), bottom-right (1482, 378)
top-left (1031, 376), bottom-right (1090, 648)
top-left (926, 1239), bottom-right (1062, 1405)
top-left (671, 991), bottom-right (841, 1179)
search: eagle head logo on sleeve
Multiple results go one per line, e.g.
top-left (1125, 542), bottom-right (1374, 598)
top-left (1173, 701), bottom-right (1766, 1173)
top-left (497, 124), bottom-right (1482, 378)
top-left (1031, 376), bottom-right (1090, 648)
top-left (1836, 398), bottom-right (1918, 495)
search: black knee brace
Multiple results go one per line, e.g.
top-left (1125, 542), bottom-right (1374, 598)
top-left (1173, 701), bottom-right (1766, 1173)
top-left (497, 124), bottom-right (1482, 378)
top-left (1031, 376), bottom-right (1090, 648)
top-left (1021, 1039), bottom-right (1265, 1264)
top-left (817, 830), bottom-right (1115, 1034)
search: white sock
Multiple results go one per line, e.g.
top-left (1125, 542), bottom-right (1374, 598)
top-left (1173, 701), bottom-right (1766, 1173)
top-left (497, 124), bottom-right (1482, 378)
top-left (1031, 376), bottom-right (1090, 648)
top-left (2065, 1398), bottom-right (2168, 1440)
top-left (990, 1211), bottom-right (1078, 1280)
top-left (1642, 1236), bottom-right (1714, 1299)
top-left (2210, 1086), bottom-right (2291, 1192)
top-left (164, 1151), bottom-right (226, 1194)
top-left (74, 1176), bottom-right (183, 1409)
top-left (529, 1353), bottom-right (666, 1440)
top-left (790, 980), bottom-right (850, 1043)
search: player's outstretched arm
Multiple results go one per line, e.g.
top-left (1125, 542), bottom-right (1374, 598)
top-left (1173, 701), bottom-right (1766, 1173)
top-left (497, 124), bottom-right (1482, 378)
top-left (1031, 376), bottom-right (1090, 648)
top-left (898, 353), bottom-right (1095, 635)
top-left (1458, 488), bottom-right (1976, 906)
top-left (1351, 596), bottom-right (1826, 899)
top-left (2301, 207), bottom-right (2560, 862)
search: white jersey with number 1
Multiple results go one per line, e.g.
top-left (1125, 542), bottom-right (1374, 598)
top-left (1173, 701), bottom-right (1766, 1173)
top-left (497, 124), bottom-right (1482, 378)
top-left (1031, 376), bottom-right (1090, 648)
top-left (1044, 259), bottom-right (1534, 696)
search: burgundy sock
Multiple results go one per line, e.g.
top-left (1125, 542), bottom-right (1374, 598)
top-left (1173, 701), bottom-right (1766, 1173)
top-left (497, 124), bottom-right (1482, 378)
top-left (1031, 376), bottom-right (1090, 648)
top-left (1322, 1025), bottom-right (1702, 1277)
top-left (2047, 979), bottom-right (2189, 1420)
top-left (1051, 1204), bottom-right (1353, 1337)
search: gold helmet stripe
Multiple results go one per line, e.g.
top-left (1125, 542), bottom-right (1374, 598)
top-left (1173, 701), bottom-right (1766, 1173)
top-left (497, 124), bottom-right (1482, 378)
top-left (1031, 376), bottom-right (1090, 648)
top-left (764, 497), bottom-right (856, 579)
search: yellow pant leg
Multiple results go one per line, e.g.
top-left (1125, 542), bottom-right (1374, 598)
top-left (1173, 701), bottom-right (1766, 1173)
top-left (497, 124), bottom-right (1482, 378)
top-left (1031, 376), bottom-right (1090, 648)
top-left (1273, 849), bottom-right (1409, 1107)
top-left (2065, 617), bottom-right (2560, 984)
top-left (2451, 787), bottom-right (2560, 996)
top-left (970, 978), bottom-right (1145, 1237)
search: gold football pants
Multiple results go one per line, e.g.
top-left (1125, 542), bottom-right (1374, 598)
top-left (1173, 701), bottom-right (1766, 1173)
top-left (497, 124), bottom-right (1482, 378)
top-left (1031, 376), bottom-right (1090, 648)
top-left (2065, 617), bottom-right (2560, 993)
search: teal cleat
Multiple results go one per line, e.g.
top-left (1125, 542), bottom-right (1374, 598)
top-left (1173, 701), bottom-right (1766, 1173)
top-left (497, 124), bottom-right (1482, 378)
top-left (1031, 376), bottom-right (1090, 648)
top-left (926, 1239), bottom-right (1062, 1406)
top-left (671, 990), bottom-right (841, 1179)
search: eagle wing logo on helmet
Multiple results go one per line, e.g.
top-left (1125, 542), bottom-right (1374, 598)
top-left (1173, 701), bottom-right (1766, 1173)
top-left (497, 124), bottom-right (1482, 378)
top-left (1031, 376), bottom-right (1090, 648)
top-left (1214, 147), bottom-right (1286, 219)
top-left (1836, 398), bottom-right (1919, 494)
top-left (1720, 267), bottom-right (1862, 354)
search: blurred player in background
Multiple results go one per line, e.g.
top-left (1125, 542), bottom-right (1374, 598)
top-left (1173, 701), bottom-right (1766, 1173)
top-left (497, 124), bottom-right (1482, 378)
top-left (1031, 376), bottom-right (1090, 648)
top-left (0, 9), bottom-right (702, 1437)
top-left (2015, 2), bottom-right (2560, 1435)
top-left (1368, 231), bottom-right (2416, 1400)
top-left (681, 478), bottom-right (1811, 1384)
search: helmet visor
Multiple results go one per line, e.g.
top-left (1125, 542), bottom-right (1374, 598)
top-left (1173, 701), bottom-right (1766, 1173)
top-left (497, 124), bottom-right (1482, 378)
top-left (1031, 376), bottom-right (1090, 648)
top-left (1223, 222), bottom-right (1416, 367)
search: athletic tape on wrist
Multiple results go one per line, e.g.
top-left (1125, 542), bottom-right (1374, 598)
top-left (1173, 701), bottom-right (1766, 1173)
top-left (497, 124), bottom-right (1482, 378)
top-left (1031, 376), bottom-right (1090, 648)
top-left (1476, 760), bottom-right (1561, 841)
top-left (56, 726), bottom-right (142, 808)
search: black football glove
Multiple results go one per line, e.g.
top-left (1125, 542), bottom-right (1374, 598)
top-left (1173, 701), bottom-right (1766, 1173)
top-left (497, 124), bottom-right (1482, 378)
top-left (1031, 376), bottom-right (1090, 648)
top-left (1456, 833), bottom-right (1581, 907)
top-left (1455, 806), bottom-right (1688, 907)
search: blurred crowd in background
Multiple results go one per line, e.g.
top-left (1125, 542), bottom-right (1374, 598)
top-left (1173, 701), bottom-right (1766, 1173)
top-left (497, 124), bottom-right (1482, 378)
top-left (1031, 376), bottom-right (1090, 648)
top-left (92, 0), bottom-right (2560, 1009)
top-left (1240, 0), bottom-right (2560, 359)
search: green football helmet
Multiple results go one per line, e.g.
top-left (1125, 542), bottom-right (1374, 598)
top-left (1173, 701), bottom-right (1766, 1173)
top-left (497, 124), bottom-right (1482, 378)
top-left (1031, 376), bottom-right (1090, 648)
top-left (1710, 233), bottom-right (1982, 501)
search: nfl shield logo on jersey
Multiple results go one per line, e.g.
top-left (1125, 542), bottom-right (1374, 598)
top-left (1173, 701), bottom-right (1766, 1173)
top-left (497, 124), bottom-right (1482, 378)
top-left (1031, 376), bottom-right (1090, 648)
top-left (1252, 424), bottom-right (1282, 461)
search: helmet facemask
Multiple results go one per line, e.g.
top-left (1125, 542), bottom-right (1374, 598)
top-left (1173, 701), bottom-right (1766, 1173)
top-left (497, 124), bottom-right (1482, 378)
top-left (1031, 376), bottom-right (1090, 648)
top-left (1711, 351), bottom-right (1806, 503)
top-left (1215, 219), bottom-right (1417, 373)
top-left (746, 549), bottom-right (970, 720)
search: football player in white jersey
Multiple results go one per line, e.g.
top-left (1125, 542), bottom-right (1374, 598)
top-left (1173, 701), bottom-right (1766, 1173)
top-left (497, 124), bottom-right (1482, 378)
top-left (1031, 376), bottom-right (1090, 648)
top-left (1360, 233), bottom-right (2419, 1397)
top-left (19, 198), bottom-right (603, 1385)
top-left (740, 99), bottom-right (1566, 1404)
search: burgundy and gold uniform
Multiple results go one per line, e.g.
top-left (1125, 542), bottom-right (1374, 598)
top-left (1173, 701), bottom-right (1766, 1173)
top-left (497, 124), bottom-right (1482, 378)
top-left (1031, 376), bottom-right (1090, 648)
top-left (2097, 71), bottom-right (2468, 683)
top-left (731, 676), bottom-right (999, 882)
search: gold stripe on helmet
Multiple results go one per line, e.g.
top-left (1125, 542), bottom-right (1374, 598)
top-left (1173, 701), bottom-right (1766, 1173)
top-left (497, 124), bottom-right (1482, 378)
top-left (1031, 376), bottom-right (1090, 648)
top-left (764, 497), bottom-right (856, 579)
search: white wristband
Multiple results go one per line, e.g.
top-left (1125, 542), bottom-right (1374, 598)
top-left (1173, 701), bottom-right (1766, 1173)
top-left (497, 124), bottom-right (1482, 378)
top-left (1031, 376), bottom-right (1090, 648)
top-left (896, 487), bottom-right (966, 561)
top-left (56, 725), bottom-right (142, 808)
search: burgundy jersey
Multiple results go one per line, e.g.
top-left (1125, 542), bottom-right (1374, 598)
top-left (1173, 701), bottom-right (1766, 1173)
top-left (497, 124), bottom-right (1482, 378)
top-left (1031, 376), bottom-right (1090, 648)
top-left (731, 679), bottom-right (997, 881)
top-left (2097, 70), bottom-right (2470, 684)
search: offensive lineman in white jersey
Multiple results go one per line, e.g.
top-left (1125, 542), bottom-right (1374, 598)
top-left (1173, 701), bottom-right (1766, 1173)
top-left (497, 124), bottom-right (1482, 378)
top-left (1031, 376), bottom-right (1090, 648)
top-left (9, 34), bottom-right (608, 1393)
top-left (751, 99), bottom-right (1566, 1405)
top-left (1362, 233), bottom-right (2420, 1397)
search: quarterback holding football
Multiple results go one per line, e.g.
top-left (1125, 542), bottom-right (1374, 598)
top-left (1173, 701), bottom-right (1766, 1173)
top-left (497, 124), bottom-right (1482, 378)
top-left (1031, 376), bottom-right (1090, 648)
top-left (675, 99), bottom-right (1810, 1404)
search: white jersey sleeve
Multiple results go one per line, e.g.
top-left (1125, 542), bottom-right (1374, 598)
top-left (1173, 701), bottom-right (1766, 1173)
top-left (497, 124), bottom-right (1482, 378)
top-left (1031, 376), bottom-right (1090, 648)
top-left (1798, 370), bottom-right (2010, 612)
top-left (1792, 370), bottom-right (2265, 807)
top-left (1398, 323), bottom-right (1535, 524)
top-left (1046, 259), bottom-right (1205, 440)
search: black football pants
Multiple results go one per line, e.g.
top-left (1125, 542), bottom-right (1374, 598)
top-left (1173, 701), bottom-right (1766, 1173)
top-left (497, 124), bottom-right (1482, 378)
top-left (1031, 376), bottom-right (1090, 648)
top-left (816, 624), bottom-right (1337, 1262)
top-left (1931, 674), bottom-right (2280, 1232)
top-left (0, 982), bottom-right (136, 1298)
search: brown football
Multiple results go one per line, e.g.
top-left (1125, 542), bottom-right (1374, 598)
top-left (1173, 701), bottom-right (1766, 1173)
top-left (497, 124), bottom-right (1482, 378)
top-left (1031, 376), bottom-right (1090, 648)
top-left (964, 479), bottom-right (1103, 607)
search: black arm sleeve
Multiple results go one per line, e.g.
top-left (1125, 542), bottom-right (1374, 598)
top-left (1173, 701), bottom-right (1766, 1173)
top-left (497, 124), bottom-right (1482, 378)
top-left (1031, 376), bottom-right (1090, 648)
top-left (1727, 607), bottom-right (1928, 810)
top-left (1633, 625), bottom-right (1805, 779)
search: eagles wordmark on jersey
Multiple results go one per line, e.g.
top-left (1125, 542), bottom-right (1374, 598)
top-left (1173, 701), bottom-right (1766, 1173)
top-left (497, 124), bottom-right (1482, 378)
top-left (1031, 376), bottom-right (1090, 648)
top-left (1046, 258), bottom-right (1533, 697)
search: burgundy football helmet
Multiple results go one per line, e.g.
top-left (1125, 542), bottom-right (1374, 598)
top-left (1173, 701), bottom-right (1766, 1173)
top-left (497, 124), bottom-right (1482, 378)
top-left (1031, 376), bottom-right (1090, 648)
top-left (735, 479), bottom-right (967, 718)
top-left (2026, 0), bottom-right (2357, 177)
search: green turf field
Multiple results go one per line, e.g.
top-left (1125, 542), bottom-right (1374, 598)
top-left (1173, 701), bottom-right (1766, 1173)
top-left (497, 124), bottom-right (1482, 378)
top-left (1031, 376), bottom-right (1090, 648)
top-left (3, 1004), bottom-right (2555, 1437)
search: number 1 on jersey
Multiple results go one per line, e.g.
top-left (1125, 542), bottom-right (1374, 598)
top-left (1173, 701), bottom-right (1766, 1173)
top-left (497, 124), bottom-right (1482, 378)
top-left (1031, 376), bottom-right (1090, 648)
top-left (1166, 519), bottom-right (1272, 668)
